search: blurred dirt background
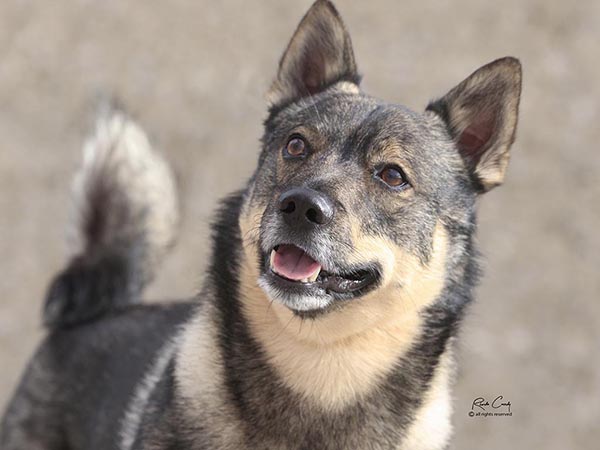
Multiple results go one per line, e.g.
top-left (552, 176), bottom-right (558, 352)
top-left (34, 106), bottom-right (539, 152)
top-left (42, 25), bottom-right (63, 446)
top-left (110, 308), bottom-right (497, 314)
top-left (1, 0), bottom-right (598, 448)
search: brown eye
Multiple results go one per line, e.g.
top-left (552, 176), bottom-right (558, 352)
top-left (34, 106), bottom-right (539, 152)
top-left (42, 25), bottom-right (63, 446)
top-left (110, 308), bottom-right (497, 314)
top-left (283, 136), bottom-right (307, 158)
top-left (377, 165), bottom-right (409, 189)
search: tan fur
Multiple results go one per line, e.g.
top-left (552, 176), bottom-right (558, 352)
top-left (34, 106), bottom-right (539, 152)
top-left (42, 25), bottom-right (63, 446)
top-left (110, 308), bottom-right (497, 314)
top-left (332, 81), bottom-right (360, 95)
top-left (175, 307), bottom-right (246, 449)
top-left (238, 202), bottom-right (448, 410)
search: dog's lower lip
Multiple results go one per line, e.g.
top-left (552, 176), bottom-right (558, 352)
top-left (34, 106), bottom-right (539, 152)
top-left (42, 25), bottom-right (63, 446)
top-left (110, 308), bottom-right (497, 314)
top-left (319, 269), bottom-right (375, 294)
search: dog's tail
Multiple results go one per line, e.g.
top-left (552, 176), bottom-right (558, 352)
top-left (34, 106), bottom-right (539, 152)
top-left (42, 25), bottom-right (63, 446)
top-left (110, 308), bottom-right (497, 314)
top-left (43, 108), bottom-right (179, 328)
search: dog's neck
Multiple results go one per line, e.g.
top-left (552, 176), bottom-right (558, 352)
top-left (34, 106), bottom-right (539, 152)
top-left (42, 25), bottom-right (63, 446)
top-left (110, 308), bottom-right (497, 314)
top-left (175, 193), bottom-right (469, 449)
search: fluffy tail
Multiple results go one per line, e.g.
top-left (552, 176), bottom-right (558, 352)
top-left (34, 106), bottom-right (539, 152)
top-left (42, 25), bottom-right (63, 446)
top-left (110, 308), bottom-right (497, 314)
top-left (43, 109), bottom-right (179, 328)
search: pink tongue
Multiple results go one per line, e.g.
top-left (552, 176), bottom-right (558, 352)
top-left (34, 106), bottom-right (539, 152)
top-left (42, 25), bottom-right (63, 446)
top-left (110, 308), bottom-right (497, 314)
top-left (272, 245), bottom-right (321, 281)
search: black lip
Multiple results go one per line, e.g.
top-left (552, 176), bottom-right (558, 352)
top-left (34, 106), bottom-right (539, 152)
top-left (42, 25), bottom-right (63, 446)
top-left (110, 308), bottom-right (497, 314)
top-left (262, 246), bottom-right (381, 300)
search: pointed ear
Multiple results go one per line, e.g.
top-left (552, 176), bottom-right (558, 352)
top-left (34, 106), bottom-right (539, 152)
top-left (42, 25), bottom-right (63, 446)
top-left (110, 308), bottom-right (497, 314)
top-left (427, 57), bottom-right (522, 192)
top-left (268, 0), bottom-right (359, 108)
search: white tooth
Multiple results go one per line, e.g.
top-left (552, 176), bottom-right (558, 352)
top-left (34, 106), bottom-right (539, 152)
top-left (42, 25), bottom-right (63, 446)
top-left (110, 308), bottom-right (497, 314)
top-left (301, 278), bottom-right (308, 283)
top-left (307, 268), bottom-right (321, 283)
top-left (269, 250), bottom-right (276, 270)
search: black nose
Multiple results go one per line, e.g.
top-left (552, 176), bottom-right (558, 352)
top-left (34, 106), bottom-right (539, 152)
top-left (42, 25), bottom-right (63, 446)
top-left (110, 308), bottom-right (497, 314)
top-left (278, 188), bottom-right (335, 227)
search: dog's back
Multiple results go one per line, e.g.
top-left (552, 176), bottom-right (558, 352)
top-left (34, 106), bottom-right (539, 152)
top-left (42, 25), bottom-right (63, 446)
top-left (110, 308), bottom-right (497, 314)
top-left (3, 303), bottom-right (192, 449)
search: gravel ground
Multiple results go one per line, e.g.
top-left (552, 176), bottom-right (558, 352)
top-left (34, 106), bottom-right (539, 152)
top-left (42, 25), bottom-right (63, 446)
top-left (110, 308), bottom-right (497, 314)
top-left (0, 1), bottom-right (598, 448)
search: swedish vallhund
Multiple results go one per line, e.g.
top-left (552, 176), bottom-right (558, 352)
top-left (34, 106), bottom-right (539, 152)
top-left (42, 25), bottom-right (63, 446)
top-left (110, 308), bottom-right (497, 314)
top-left (0, 1), bottom-right (522, 448)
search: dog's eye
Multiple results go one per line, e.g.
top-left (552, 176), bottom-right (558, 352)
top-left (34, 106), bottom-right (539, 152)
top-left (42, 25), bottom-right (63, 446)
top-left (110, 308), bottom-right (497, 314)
top-left (376, 165), bottom-right (409, 189)
top-left (283, 136), bottom-right (307, 158)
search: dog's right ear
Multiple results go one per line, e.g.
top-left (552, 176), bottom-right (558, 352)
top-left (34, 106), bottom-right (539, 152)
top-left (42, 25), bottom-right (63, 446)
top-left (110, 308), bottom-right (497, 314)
top-left (268, 0), bottom-right (359, 108)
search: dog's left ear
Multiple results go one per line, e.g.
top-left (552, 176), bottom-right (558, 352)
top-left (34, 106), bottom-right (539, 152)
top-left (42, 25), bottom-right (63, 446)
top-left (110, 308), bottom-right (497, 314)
top-left (427, 57), bottom-right (522, 192)
top-left (268, 0), bottom-right (359, 108)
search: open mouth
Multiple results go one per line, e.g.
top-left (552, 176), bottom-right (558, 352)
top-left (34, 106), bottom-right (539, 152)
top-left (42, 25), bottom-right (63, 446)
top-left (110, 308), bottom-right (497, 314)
top-left (265, 244), bottom-right (379, 297)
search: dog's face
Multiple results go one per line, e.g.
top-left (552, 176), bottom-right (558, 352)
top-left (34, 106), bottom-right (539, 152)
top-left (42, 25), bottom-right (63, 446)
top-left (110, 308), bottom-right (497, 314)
top-left (246, 94), bottom-right (466, 317)
top-left (240, 0), bottom-right (521, 323)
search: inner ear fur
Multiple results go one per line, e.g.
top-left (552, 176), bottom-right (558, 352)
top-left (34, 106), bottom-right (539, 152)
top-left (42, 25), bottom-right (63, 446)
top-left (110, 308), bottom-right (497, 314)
top-left (427, 57), bottom-right (522, 192)
top-left (268, 0), bottom-right (360, 109)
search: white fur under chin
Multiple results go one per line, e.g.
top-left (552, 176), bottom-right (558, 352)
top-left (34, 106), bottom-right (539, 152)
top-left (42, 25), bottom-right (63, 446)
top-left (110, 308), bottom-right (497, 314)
top-left (257, 276), bottom-right (331, 312)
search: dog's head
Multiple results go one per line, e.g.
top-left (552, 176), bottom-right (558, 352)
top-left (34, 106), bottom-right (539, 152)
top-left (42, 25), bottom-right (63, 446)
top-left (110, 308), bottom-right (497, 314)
top-left (239, 0), bottom-right (521, 327)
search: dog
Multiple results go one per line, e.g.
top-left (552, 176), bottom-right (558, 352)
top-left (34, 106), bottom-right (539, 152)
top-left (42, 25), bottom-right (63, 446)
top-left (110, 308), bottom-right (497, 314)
top-left (0, 1), bottom-right (522, 448)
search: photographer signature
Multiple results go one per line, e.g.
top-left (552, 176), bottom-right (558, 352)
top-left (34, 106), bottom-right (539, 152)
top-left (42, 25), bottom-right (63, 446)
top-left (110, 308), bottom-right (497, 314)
top-left (471, 396), bottom-right (511, 413)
